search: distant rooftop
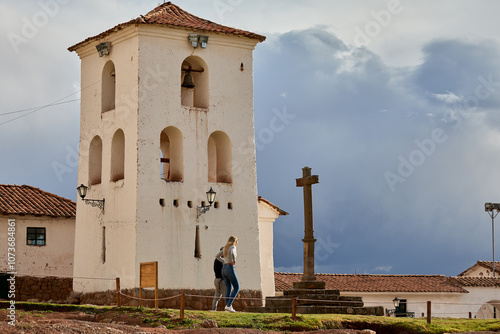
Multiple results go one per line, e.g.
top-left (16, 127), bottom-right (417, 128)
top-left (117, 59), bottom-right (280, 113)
top-left (0, 184), bottom-right (76, 218)
top-left (452, 275), bottom-right (500, 287)
top-left (275, 272), bottom-right (469, 293)
top-left (458, 261), bottom-right (500, 276)
top-left (258, 196), bottom-right (289, 216)
top-left (69, 2), bottom-right (266, 52)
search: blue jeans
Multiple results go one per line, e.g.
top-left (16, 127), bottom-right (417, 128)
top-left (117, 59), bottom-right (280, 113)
top-left (222, 264), bottom-right (239, 306)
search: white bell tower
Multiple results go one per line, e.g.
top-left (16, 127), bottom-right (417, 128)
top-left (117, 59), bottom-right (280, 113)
top-left (69, 3), bottom-right (267, 295)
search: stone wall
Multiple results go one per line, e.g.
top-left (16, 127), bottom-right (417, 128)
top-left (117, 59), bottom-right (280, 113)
top-left (79, 288), bottom-right (263, 311)
top-left (12, 275), bottom-right (262, 311)
top-left (15, 276), bottom-right (73, 303)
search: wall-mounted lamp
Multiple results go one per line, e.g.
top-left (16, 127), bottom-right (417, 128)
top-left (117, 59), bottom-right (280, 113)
top-left (77, 184), bottom-right (105, 213)
top-left (197, 187), bottom-right (216, 218)
top-left (96, 42), bottom-right (110, 57)
top-left (188, 34), bottom-right (199, 48)
top-left (198, 35), bottom-right (209, 48)
top-left (187, 34), bottom-right (209, 48)
top-left (393, 297), bottom-right (400, 308)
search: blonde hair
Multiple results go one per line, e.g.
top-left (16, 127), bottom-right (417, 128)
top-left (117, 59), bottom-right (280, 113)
top-left (223, 236), bottom-right (238, 258)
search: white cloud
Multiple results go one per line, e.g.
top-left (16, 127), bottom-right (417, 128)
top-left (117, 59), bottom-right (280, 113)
top-left (373, 266), bottom-right (393, 273)
top-left (432, 92), bottom-right (462, 104)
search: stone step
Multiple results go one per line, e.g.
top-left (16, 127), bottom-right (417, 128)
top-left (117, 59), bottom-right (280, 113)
top-left (283, 289), bottom-right (340, 296)
top-left (293, 281), bottom-right (326, 289)
top-left (300, 296), bottom-right (363, 307)
top-left (246, 305), bottom-right (384, 316)
top-left (266, 297), bottom-right (363, 307)
top-left (264, 295), bottom-right (363, 308)
top-left (271, 294), bottom-right (340, 302)
top-left (282, 294), bottom-right (362, 302)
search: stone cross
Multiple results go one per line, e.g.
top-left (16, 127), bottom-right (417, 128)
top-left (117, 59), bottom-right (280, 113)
top-left (295, 166), bottom-right (322, 287)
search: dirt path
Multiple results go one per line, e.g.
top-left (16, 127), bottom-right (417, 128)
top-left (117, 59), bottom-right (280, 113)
top-left (1, 309), bottom-right (497, 333)
top-left (0, 309), bottom-right (366, 334)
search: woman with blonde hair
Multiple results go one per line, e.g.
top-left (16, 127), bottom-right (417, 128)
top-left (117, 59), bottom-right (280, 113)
top-left (221, 235), bottom-right (239, 312)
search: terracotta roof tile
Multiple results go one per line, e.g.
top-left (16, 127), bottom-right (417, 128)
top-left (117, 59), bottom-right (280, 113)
top-left (450, 276), bottom-right (500, 287)
top-left (275, 272), bottom-right (468, 293)
top-left (0, 185), bottom-right (76, 218)
top-left (275, 276), bottom-right (292, 291)
top-left (69, 2), bottom-right (265, 52)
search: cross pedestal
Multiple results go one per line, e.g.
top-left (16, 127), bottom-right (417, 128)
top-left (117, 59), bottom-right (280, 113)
top-left (294, 167), bottom-right (325, 290)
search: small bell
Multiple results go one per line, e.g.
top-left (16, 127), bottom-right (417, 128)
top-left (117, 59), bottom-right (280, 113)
top-left (181, 71), bottom-right (195, 88)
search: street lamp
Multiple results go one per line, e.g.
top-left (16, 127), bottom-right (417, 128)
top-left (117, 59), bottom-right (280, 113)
top-left (77, 184), bottom-right (105, 213)
top-left (196, 187), bottom-right (216, 219)
top-left (393, 297), bottom-right (400, 308)
top-left (484, 202), bottom-right (500, 277)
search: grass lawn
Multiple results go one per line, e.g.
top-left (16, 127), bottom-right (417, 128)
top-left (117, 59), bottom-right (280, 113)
top-left (4, 301), bottom-right (500, 333)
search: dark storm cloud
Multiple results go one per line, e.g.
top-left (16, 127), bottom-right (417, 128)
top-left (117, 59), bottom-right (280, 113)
top-left (254, 27), bottom-right (500, 275)
top-left (413, 39), bottom-right (500, 109)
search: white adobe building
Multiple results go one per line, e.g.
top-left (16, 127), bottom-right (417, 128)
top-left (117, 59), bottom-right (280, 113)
top-left (0, 185), bottom-right (76, 277)
top-left (276, 261), bottom-right (500, 319)
top-left (458, 260), bottom-right (500, 277)
top-left (67, 2), bottom-right (282, 297)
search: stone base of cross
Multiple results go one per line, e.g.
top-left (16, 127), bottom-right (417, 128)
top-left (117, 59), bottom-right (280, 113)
top-left (292, 280), bottom-right (326, 289)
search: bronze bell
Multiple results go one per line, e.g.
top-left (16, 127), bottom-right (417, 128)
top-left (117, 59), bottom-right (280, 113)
top-left (181, 71), bottom-right (195, 88)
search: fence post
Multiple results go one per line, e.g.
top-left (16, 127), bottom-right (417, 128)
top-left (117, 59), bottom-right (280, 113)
top-left (180, 293), bottom-right (185, 321)
top-left (116, 277), bottom-right (121, 307)
top-left (292, 297), bottom-right (297, 320)
top-left (427, 301), bottom-right (431, 324)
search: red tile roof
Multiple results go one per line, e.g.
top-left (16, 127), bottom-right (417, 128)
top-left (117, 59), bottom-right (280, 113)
top-left (68, 2), bottom-right (265, 52)
top-left (275, 275), bottom-right (293, 292)
top-left (458, 261), bottom-right (500, 276)
top-left (258, 196), bottom-right (289, 215)
top-left (450, 276), bottom-right (500, 287)
top-left (0, 185), bottom-right (76, 218)
top-left (275, 272), bottom-right (468, 293)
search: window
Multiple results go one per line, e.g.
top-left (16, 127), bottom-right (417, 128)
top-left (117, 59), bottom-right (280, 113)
top-left (27, 227), bottom-right (46, 246)
top-left (160, 126), bottom-right (183, 182)
top-left (89, 135), bottom-right (102, 185)
top-left (102, 60), bottom-right (116, 112)
top-left (208, 131), bottom-right (232, 183)
top-left (110, 129), bottom-right (125, 181)
top-left (181, 56), bottom-right (208, 108)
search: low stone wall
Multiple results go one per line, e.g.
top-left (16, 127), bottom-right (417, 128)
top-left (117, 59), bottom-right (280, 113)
top-left (11, 275), bottom-right (262, 311)
top-left (16, 276), bottom-right (73, 303)
top-left (79, 288), bottom-right (263, 311)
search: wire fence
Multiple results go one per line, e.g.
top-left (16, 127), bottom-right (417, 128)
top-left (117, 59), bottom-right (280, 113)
top-left (6, 273), bottom-right (498, 323)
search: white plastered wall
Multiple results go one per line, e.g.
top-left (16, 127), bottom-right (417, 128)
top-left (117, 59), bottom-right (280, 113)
top-left (73, 26), bottom-right (140, 292)
top-left (257, 201), bottom-right (281, 298)
top-left (73, 24), bottom-right (265, 293)
top-left (353, 288), bottom-right (500, 318)
top-left (134, 25), bottom-right (261, 290)
top-left (0, 216), bottom-right (75, 277)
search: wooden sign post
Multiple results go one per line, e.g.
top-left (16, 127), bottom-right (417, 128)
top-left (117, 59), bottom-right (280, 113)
top-left (140, 261), bottom-right (159, 309)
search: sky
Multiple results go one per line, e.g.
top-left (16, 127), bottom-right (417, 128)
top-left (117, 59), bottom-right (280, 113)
top-left (2, 0), bottom-right (500, 277)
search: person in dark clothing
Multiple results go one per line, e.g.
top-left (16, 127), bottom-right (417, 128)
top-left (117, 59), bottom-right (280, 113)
top-left (212, 247), bottom-right (226, 310)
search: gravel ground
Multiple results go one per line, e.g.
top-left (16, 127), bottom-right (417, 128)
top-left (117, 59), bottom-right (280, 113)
top-left (1, 309), bottom-right (497, 333)
top-left (0, 309), bottom-right (368, 334)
